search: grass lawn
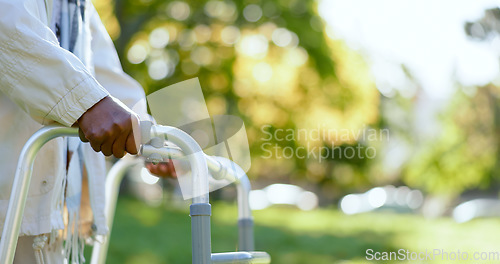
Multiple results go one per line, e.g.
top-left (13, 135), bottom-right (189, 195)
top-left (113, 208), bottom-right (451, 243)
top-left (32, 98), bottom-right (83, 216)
top-left (86, 196), bottom-right (500, 263)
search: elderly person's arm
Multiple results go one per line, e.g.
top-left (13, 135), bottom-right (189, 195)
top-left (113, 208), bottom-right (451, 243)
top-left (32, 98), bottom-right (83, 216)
top-left (0, 1), bottom-right (139, 157)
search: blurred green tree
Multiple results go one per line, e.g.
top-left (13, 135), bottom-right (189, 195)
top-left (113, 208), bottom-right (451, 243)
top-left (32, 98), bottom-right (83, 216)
top-left (402, 87), bottom-right (498, 196)
top-left (395, 9), bottom-right (500, 197)
top-left (94, 0), bottom-right (381, 201)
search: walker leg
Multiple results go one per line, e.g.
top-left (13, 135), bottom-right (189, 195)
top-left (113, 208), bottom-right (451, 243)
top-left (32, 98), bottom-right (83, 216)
top-left (190, 203), bottom-right (212, 264)
top-left (90, 157), bottom-right (141, 264)
top-left (0, 126), bottom-right (78, 264)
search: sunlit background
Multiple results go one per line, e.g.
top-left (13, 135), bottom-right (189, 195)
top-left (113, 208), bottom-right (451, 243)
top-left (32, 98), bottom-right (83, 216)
top-left (91, 0), bottom-right (500, 263)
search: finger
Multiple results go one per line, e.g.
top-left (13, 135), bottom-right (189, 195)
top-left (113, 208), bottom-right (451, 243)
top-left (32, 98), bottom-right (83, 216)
top-left (146, 163), bottom-right (163, 173)
top-left (85, 129), bottom-right (107, 153)
top-left (79, 128), bottom-right (89, 143)
top-left (89, 140), bottom-right (103, 153)
top-left (125, 129), bottom-right (139, 155)
top-left (145, 163), bottom-right (159, 176)
top-left (145, 163), bottom-right (168, 177)
top-left (166, 161), bottom-right (177, 178)
top-left (158, 163), bottom-right (170, 175)
top-left (145, 163), bottom-right (154, 171)
top-left (100, 138), bottom-right (115, 157)
top-left (112, 132), bottom-right (128, 158)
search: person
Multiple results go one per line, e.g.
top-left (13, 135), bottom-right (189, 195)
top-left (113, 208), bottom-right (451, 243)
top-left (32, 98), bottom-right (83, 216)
top-left (0, 0), bottom-right (172, 263)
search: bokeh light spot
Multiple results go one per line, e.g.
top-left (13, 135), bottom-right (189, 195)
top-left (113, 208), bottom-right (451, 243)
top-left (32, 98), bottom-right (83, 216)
top-left (252, 62), bottom-right (273, 83)
top-left (194, 24), bottom-right (212, 44)
top-left (191, 46), bottom-right (214, 66)
top-left (127, 42), bottom-right (149, 64)
top-left (148, 60), bottom-right (169, 80)
top-left (167, 1), bottom-right (190, 21)
top-left (221, 26), bottom-right (240, 46)
top-left (272, 28), bottom-right (291, 47)
top-left (237, 34), bottom-right (268, 58)
top-left (243, 4), bottom-right (263, 22)
top-left (149, 27), bottom-right (169, 49)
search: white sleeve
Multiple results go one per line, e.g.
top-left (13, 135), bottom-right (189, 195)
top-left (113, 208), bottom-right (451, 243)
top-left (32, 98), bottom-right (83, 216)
top-left (88, 5), bottom-right (149, 121)
top-left (0, 1), bottom-right (110, 126)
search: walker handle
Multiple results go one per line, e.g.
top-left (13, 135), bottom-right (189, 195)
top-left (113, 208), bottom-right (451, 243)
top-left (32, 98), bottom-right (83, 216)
top-left (0, 123), bottom-right (210, 264)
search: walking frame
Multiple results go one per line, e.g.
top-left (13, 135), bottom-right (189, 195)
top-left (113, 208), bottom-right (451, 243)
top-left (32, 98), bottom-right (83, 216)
top-left (0, 123), bottom-right (271, 264)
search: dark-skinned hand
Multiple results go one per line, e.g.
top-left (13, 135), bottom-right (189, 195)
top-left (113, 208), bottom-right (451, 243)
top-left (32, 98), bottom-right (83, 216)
top-left (77, 96), bottom-right (140, 158)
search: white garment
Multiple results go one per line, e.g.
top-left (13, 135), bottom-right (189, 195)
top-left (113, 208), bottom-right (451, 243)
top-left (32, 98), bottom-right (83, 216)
top-left (0, 0), bottom-right (147, 239)
top-left (14, 236), bottom-right (63, 264)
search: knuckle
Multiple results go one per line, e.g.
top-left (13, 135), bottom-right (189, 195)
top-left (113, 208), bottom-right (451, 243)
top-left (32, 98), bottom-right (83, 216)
top-left (86, 131), bottom-right (97, 141)
top-left (102, 129), bottom-right (113, 140)
top-left (87, 128), bottom-right (103, 142)
top-left (112, 122), bottom-right (125, 133)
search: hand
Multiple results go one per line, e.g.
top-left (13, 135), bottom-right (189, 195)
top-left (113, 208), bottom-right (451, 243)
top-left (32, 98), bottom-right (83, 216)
top-left (146, 160), bottom-right (177, 178)
top-left (77, 96), bottom-right (140, 158)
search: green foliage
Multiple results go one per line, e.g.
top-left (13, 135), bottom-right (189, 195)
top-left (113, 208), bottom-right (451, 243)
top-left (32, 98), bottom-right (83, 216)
top-left (94, 0), bottom-right (381, 197)
top-left (93, 0), bottom-right (500, 198)
top-left (112, 0), bottom-right (335, 84)
top-left (402, 88), bottom-right (499, 196)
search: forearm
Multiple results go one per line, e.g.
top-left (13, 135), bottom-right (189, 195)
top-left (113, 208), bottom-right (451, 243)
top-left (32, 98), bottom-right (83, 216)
top-left (0, 1), bottom-right (109, 126)
top-left (89, 4), bottom-right (148, 120)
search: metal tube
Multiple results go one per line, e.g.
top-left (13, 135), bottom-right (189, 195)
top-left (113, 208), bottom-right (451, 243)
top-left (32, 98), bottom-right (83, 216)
top-left (211, 252), bottom-right (271, 264)
top-left (205, 155), bottom-right (223, 178)
top-left (141, 146), bottom-right (223, 180)
top-left (141, 146), bottom-right (255, 251)
top-left (1, 124), bottom-right (255, 264)
top-left (90, 157), bottom-right (141, 264)
top-left (148, 125), bottom-right (211, 264)
top-left (237, 218), bottom-right (254, 252)
top-left (93, 127), bottom-right (215, 263)
top-left (208, 157), bottom-right (254, 251)
top-left (94, 125), bottom-right (215, 264)
top-left (191, 214), bottom-right (212, 264)
top-left (235, 168), bottom-right (254, 251)
top-left (0, 125), bottom-right (78, 264)
top-left (190, 203), bottom-right (212, 264)
top-left (140, 144), bottom-right (185, 161)
top-left (236, 176), bottom-right (252, 221)
top-left (149, 125), bottom-right (209, 204)
top-left (142, 127), bottom-right (260, 259)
